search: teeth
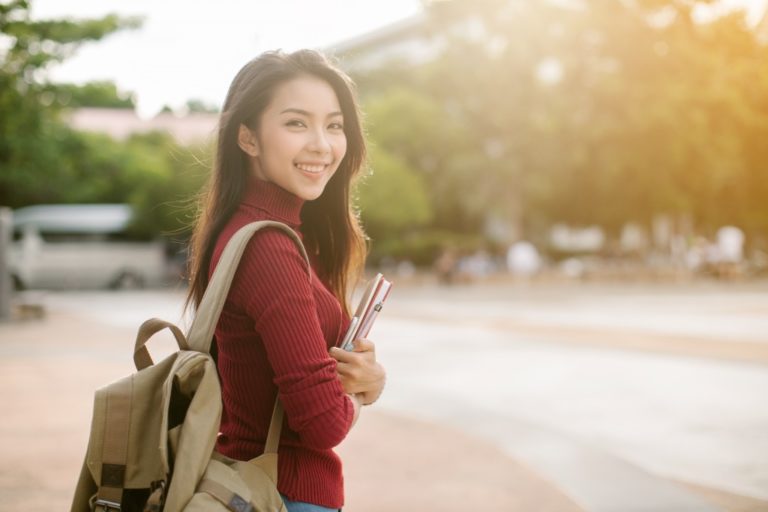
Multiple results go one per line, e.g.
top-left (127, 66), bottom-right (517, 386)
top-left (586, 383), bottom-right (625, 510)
top-left (295, 163), bottom-right (326, 173)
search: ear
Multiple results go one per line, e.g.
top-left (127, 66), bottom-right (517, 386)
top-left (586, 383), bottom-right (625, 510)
top-left (237, 124), bottom-right (260, 157)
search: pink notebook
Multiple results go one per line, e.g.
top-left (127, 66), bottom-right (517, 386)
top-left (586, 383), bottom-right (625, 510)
top-left (339, 273), bottom-right (393, 351)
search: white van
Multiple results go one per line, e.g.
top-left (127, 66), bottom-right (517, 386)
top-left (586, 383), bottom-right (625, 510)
top-left (8, 204), bottom-right (169, 290)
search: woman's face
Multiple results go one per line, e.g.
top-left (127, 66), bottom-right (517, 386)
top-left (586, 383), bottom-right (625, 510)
top-left (241, 75), bottom-right (347, 201)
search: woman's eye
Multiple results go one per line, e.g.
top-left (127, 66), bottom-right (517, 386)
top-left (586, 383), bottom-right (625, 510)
top-left (286, 120), bottom-right (306, 128)
top-left (329, 122), bottom-right (344, 130)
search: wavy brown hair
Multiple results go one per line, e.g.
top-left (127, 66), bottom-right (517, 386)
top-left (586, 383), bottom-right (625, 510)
top-left (184, 49), bottom-right (368, 316)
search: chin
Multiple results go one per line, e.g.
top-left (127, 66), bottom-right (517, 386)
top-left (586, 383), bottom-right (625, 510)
top-left (300, 182), bottom-right (331, 201)
top-left (302, 189), bottom-right (325, 201)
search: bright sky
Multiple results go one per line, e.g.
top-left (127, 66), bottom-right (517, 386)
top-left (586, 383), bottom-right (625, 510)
top-left (31, 0), bottom-right (423, 117)
top-left (30, 0), bottom-right (766, 118)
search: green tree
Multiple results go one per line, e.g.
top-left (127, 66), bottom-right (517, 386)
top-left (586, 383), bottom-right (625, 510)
top-left (185, 98), bottom-right (219, 113)
top-left (119, 132), bottom-right (211, 239)
top-left (0, 2), bottom-right (214, 247)
top-left (353, 0), bottom-right (768, 256)
top-left (0, 0), bottom-right (141, 206)
top-left (356, 145), bottom-right (432, 259)
top-left (54, 80), bottom-right (136, 109)
top-left (64, 129), bottom-right (210, 235)
top-left (361, 87), bottom-right (484, 233)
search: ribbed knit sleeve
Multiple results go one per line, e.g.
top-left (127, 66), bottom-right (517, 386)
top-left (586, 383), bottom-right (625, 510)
top-left (227, 228), bottom-right (355, 450)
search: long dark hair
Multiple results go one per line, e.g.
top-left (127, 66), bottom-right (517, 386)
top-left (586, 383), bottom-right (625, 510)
top-left (185, 49), bottom-right (368, 316)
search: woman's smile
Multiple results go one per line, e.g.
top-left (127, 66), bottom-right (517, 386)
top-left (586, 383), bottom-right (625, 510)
top-left (295, 161), bottom-right (330, 174)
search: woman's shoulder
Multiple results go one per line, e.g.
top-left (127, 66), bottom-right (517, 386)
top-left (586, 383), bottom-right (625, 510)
top-left (211, 211), bottom-right (307, 278)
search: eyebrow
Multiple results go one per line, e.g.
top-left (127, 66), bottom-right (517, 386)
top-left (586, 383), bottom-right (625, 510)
top-left (280, 108), bottom-right (343, 118)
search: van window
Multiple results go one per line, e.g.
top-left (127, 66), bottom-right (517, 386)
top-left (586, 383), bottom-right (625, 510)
top-left (39, 231), bottom-right (107, 243)
top-left (106, 231), bottom-right (154, 242)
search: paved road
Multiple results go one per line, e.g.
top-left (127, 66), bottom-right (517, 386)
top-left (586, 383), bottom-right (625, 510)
top-left (33, 280), bottom-right (768, 506)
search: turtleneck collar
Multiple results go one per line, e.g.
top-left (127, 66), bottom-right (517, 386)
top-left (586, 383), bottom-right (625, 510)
top-left (241, 177), bottom-right (304, 228)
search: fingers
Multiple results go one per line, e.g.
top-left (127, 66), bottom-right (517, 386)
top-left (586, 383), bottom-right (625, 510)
top-left (329, 346), bottom-right (355, 363)
top-left (336, 360), bottom-right (384, 386)
top-left (335, 360), bottom-right (369, 381)
top-left (337, 361), bottom-right (386, 404)
top-left (335, 362), bottom-right (364, 394)
top-left (330, 338), bottom-right (374, 356)
top-left (330, 342), bottom-right (375, 364)
top-left (351, 338), bottom-right (375, 353)
top-left (335, 360), bottom-right (354, 377)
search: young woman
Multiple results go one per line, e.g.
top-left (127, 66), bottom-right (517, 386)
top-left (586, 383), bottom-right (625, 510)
top-left (185, 49), bottom-right (386, 512)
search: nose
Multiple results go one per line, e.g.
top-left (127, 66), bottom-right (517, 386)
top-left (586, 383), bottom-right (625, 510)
top-left (307, 127), bottom-right (332, 154)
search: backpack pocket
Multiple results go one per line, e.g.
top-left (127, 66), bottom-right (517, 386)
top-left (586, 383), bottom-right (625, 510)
top-left (183, 452), bottom-right (287, 512)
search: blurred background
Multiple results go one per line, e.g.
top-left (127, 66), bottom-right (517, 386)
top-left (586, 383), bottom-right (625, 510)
top-left (1, 0), bottom-right (767, 511)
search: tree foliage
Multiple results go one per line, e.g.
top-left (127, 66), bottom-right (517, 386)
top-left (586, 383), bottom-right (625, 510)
top-left (356, 144), bottom-right (432, 257)
top-left (0, 0), bottom-right (142, 208)
top-left (353, 0), bottom-right (768, 257)
top-left (55, 81), bottom-right (136, 109)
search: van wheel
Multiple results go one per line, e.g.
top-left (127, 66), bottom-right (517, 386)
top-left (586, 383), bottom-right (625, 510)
top-left (111, 271), bottom-right (144, 290)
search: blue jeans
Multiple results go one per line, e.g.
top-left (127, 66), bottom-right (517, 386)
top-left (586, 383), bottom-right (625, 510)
top-left (281, 495), bottom-right (340, 512)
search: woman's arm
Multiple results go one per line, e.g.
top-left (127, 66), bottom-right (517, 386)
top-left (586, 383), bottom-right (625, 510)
top-left (230, 229), bottom-right (356, 449)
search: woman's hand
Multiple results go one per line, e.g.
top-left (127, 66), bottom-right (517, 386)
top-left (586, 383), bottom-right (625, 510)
top-left (330, 338), bottom-right (386, 405)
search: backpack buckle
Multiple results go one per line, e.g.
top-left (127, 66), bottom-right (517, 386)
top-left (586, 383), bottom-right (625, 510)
top-left (93, 499), bottom-right (121, 511)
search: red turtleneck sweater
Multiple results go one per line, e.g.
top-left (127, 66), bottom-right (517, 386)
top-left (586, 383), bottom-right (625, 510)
top-left (209, 178), bottom-right (353, 509)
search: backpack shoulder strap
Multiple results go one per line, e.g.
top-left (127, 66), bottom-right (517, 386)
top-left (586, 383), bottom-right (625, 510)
top-left (186, 220), bottom-right (311, 354)
top-left (185, 220), bottom-right (311, 463)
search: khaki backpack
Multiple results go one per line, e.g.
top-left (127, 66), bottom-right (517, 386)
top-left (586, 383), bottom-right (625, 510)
top-left (71, 221), bottom-right (310, 512)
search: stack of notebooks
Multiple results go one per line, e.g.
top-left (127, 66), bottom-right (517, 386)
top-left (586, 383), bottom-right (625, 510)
top-left (338, 273), bottom-right (392, 351)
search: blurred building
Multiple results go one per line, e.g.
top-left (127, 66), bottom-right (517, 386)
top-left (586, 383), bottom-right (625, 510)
top-left (327, 8), bottom-right (493, 72)
top-left (65, 108), bottom-right (218, 146)
top-left (327, 11), bottom-right (436, 71)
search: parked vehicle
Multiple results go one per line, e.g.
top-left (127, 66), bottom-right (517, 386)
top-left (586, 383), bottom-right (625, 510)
top-left (8, 204), bottom-right (169, 290)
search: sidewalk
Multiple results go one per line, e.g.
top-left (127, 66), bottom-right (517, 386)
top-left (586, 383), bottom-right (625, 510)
top-left (0, 310), bottom-right (581, 511)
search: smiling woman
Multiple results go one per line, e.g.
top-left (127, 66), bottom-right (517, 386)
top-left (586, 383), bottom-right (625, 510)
top-left (184, 50), bottom-right (386, 512)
